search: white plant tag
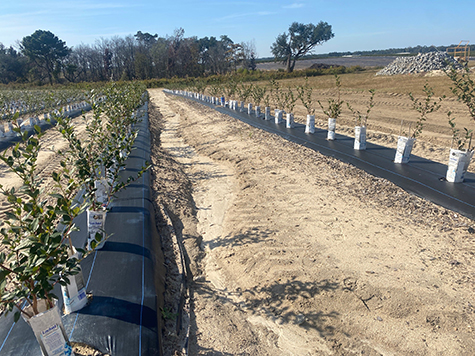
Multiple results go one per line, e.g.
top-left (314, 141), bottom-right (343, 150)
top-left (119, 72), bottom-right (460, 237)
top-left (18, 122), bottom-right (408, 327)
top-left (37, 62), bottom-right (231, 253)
top-left (40, 324), bottom-right (71, 356)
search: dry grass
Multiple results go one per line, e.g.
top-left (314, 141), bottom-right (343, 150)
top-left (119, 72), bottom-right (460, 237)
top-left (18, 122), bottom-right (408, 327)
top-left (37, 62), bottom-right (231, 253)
top-left (236, 66), bottom-right (475, 153)
top-left (267, 68), bottom-right (457, 97)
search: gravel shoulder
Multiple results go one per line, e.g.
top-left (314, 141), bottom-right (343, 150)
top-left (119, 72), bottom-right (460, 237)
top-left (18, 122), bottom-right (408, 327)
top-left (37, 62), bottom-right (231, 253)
top-left (149, 89), bottom-right (475, 356)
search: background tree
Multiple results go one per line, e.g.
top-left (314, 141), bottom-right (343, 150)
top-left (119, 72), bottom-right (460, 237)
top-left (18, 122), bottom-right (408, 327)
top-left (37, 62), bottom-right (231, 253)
top-left (1, 28), bottom-right (240, 84)
top-left (0, 44), bottom-right (28, 83)
top-left (20, 30), bottom-right (71, 84)
top-left (271, 21), bottom-right (334, 73)
top-left (134, 31), bottom-right (157, 79)
top-left (150, 37), bottom-right (170, 78)
top-left (241, 40), bottom-right (258, 71)
top-left (226, 43), bottom-right (244, 73)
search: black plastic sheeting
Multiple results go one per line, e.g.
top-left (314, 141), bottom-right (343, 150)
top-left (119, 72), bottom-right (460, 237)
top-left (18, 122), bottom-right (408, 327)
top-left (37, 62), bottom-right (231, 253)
top-left (0, 103), bottom-right (164, 355)
top-left (172, 93), bottom-right (475, 221)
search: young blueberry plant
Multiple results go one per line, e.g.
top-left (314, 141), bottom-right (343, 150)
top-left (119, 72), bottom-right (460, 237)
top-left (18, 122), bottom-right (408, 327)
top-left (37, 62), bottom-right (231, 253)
top-left (251, 85), bottom-right (266, 108)
top-left (238, 82), bottom-right (253, 104)
top-left (347, 89), bottom-right (376, 127)
top-left (270, 80), bottom-right (286, 111)
top-left (53, 83), bottom-right (150, 250)
top-left (0, 118), bottom-right (89, 321)
top-left (284, 87), bottom-right (297, 114)
top-left (225, 79), bottom-right (238, 101)
top-left (263, 86), bottom-right (272, 108)
top-left (101, 82), bottom-right (150, 201)
top-left (318, 74), bottom-right (344, 119)
top-left (207, 82), bottom-right (222, 99)
top-left (445, 62), bottom-right (475, 150)
top-left (448, 111), bottom-right (473, 150)
top-left (446, 63), bottom-right (475, 122)
top-left (297, 77), bottom-right (316, 116)
top-left (408, 82), bottom-right (442, 139)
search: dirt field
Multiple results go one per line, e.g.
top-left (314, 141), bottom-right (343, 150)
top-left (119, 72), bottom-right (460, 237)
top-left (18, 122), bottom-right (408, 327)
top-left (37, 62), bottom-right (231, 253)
top-left (148, 83), bottom-right (475, 356)
top-left (256, 56), bottom-right (397, 71)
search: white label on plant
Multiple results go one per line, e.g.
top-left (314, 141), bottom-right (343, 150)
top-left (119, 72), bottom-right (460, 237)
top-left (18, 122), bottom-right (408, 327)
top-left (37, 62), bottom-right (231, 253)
top-left (94, 179), bottom-right (109, 205)
top-left (40, 324), bottom-right (69, 356)
top-left (88, 210), bottom-right (105, 238)
top-left (63, 271), bottom-right (85, 299)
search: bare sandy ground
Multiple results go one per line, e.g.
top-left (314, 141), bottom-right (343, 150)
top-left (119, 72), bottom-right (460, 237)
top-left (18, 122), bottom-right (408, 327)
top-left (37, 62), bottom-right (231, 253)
top-left (149, 89), bottom-right (475, 356)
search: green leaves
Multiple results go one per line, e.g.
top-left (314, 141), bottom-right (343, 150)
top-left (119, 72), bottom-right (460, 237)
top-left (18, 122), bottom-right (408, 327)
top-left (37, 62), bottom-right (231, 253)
top-left (0, 90), bottom-right (94, 315)
top-left (0, 82), bottom-right (148, 315)
top-left (448, 111), bottom-right (473, 151)
top-left (318, 74), bottom-right (344, 119)
top-left (297, 77), bottom-right (315, 116)
top-left (347, 88), bottom-right (375, 127)
top-left (445, 63), bottom-right (475, 149)
top-left (271, 22), bottom-right (334, 73)
top-left (408, 82), bottom-right (442, 139)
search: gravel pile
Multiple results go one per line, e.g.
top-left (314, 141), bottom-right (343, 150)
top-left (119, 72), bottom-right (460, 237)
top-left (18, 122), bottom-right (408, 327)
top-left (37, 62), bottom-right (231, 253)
top-left (376, 52), bottom-right (461, 75)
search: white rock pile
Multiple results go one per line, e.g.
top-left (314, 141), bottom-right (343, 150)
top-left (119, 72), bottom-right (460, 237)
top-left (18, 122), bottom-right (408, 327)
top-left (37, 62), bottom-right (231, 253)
top-left (376, 52), bottom-right (461, 76)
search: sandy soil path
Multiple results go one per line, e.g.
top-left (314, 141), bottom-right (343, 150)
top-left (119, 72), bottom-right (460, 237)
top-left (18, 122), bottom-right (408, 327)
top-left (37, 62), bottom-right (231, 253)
top-left (149, 89), bottom-right (475, 356)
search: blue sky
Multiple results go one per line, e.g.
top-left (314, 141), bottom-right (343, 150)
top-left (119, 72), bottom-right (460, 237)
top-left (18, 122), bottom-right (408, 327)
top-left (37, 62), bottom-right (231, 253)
top-left (1, 0), bottom-right (473, 58)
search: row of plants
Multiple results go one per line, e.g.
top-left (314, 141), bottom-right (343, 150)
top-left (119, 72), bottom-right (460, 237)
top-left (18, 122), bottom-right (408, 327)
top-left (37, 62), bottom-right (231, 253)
top-left (176, 63), bottom-right (474, 183)
top-left (0, 88), bottom-right (89, 122)
top-left (0, 81), bottom-right (149, 355)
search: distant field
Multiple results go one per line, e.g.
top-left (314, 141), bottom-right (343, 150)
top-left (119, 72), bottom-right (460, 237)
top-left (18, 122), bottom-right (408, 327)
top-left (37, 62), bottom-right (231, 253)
top-left (256, 56), bottom-right (398, 71)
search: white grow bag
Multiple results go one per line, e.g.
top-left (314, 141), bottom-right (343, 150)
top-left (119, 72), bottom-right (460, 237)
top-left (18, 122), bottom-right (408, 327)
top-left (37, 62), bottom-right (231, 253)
top-left (94, 179), bottom-right (110, 206)
top-left (286, 113), bottom-right (294, 128)
top-left (61, 247), bottom-right (87, 314)
top-left (248, 103), bottom-right (252, 115)
top-left (446, 149), bottom-right (474, 183)
top-left (327, 118), bottom-right (336, 140)
top-left (264, 107), bottom-right (271, 121)
top-left (354, 126), bottom-right (367, 150)
top-left (255, 106), bottom-right (261, 118)
top-left (22, 300), bottom-right (73, 356)
top-left (305, 115), bottom-right (315, 134)
top-left (274, 109), bottom-right (283, 124)
top-left (394, 136), bottom-right (415, 164)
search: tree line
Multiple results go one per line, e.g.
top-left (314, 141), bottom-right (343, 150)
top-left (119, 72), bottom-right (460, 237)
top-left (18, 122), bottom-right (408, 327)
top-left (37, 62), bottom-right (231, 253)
top-left (0, 22), bottom-right (336, 85)
top-left (0, 29), bottom-right (258, 85)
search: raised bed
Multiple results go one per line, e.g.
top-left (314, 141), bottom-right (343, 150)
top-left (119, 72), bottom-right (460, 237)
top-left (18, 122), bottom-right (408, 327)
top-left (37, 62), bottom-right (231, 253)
top-left (0, 103), bottom-right (164, 356)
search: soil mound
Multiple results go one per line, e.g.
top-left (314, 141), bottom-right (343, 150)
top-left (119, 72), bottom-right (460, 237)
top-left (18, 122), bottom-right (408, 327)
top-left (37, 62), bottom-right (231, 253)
top-left (309, 62), bottom-right (345, 70)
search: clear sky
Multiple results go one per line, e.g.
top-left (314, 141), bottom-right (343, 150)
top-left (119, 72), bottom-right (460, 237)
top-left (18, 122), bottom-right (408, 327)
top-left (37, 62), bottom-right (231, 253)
top-left (1, 0), bottom-right (474, 58)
